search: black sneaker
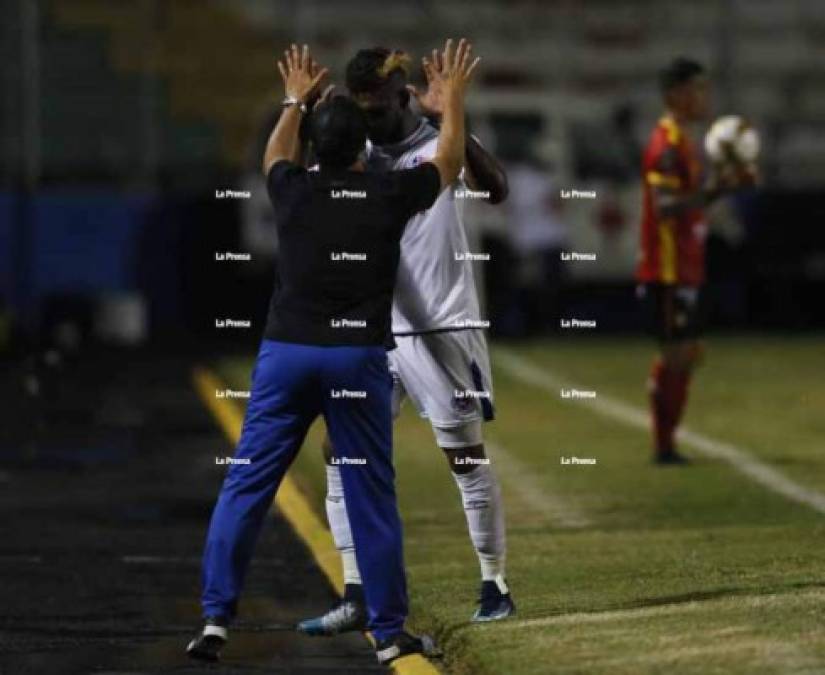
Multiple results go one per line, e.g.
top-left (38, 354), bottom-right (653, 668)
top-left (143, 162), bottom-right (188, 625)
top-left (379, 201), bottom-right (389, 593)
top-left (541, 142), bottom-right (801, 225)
top-left (375, 630), bottom-right (442, 665)
top-left (654, 450), bottom-right (691, 465)
top-left (296, 583), bottom-right (367, 636)
top-left (472, 576), bottom-right (516, 622)
top-left (186, 616), bottom-right (228, 662)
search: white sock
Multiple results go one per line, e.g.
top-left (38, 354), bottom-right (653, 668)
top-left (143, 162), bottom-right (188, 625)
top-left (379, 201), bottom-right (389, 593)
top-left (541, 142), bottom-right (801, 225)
top-left (452, 463), bottom-right (506, 582)
top-left (325, 463), bottom-right (362, 585)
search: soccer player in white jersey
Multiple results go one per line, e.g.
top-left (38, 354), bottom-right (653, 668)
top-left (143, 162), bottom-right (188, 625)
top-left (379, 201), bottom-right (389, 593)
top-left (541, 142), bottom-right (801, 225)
top-left (297, 44), bottom-right (514, 635)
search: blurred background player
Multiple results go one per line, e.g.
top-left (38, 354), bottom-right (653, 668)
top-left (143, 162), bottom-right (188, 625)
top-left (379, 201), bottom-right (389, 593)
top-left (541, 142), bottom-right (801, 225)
top-left (636, 57), bottom-right (754, 465)
top-left (297, 43), bottom-right (514, 636)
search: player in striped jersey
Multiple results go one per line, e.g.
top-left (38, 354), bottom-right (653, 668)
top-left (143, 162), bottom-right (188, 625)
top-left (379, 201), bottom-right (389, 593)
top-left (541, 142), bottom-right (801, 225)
top-left (637, 57), bottom-right (753, 464)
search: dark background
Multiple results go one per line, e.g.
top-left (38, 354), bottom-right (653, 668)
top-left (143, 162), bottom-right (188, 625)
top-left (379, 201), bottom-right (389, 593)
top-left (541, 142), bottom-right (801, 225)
top-left (1, 0), bottom-right (825, 359)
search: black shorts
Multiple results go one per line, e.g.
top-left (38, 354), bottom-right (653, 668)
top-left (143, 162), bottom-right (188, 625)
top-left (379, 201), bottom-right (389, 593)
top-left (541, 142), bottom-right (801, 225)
top-left (637, 283), bottom-right (704, 342)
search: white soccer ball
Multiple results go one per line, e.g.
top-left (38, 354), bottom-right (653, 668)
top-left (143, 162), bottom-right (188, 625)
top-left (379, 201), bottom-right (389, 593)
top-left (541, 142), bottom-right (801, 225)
top-left (704, 115), bottom-right (760, 165)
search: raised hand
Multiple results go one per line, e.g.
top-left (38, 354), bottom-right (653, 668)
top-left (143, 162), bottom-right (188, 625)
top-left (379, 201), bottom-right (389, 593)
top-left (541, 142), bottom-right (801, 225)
top-left (409, 49), bottom-right (446, 116)
top-left (410, 38), bottom-right (480, 116)
top-left (277, 44), bottom-right (329, 104)
top-left (436, 38), bottom-right (480, 99)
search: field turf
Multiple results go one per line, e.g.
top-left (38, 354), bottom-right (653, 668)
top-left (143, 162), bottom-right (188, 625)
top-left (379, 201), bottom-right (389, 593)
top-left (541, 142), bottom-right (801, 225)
top-left (218, 335), bottom-right (825, 674)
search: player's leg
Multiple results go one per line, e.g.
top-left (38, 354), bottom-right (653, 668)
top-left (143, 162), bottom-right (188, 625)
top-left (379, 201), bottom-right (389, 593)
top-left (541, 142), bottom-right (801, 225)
top-left (320, 344), bottom-right (438, 663)
top-left (435, 422), bottom-right (513, 622)
top-left (399, 330), bottom-right (514, 620)
top-left (187, 340), bottom-right (318, 661)
top-left (296, 371), bottom-right (404, 636)
top-left (322, 434), bottom-right (363, 593)
top-left (644, 284), bottom-right (703, 464)
top-left (294, 433), bottom-right (367, 636)
top-left (656, 338), bottom-right (701, 457)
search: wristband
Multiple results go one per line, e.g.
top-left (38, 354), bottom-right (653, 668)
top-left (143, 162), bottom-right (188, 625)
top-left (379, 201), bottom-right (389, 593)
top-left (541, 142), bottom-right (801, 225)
top-left (282, 97), bottom-right (308, 114)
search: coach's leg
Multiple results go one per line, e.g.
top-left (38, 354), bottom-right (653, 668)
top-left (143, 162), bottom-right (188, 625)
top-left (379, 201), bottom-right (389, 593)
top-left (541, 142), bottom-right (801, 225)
top-left (321, 346), bottom-right (407, 643)
top-left (321, 367), bottom-right (402, 594)
top-left (201, 341), bottom-right (317, 621)
top-left (298, 364), bottom-right (411, 636)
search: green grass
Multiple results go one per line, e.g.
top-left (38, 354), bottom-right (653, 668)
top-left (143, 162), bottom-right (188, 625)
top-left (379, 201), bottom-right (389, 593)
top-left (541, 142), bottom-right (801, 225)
top-left (218, 335), bottom-right (825, 674)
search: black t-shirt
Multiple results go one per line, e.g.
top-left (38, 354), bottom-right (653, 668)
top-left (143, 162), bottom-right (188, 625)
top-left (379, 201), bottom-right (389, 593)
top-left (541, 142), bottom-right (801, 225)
top-left (264, 159), bottom-right (441, 347)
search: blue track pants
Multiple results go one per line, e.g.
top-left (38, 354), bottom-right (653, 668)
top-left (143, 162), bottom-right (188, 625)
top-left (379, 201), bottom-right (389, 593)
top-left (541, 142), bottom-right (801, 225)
top-left (200, 339), bottom-right (407, 642)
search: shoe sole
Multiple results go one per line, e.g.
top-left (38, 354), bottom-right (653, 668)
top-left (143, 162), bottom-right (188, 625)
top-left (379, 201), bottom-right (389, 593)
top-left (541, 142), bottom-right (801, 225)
top-left (376, 635), bottom-right (442, 665)
top-left (471, 605), bottom-right (516, 623)
top-left (186, 636), bottom-right (224, 662)
top-left (186, 647), bottom-right (220, 662)
top-left (296, 621), bottom-right (367, 636)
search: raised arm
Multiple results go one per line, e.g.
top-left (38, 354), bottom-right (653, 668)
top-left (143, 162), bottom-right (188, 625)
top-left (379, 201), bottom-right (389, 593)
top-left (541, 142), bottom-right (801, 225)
top-left (425, 39), bottom-right (480, 191)
top-left (262, 44), bottom-right (328, 175)
top-left (412, 45), bottom-right (507, 203)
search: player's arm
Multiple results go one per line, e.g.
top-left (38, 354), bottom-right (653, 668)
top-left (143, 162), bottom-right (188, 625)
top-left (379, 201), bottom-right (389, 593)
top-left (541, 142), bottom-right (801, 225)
top-left (262, 44), bottom-right (328, 175)
top-left (463, 135), bottom-right (509, 204)
top-left (410, 41), bottom-right (481, 192)
top-left (413, 49), bottom-right (508, 203)
top-left (425, 39), bottom-right (479, 191)
top-left (649, 146), bottom-right (740, 218)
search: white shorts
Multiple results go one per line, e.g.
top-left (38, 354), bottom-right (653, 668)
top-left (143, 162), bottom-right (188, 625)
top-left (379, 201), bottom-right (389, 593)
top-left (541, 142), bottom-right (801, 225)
top-left (389, 329), bottom-right (495, 434)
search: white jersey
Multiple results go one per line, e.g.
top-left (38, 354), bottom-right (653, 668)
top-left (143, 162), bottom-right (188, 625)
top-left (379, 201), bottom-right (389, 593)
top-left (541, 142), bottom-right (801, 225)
top-left (367, 120), bottom-right (482, 334)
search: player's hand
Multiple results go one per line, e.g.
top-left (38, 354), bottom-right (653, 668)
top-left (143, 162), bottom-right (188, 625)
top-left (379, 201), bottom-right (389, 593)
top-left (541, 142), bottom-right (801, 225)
top-left (277, 44), bottom-right (329, 104)
top-left (708, 160), bottom-right (759, 194)
top-left (423, 38), bottom-right (480, 104)
top-left (408, 49), bottom-right (447, 117)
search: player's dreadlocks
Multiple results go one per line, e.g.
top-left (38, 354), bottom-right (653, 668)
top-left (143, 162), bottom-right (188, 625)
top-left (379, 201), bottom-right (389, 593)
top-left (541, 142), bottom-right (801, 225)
top-left (346, 48), bottom-right (412, 94)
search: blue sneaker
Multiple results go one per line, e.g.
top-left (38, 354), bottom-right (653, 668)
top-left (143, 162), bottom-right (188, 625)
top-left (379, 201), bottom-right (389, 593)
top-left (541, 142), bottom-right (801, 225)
top-left (472, 577), bottom-right (515, 622)
top-left (296, 584), bottom-right (367, 636)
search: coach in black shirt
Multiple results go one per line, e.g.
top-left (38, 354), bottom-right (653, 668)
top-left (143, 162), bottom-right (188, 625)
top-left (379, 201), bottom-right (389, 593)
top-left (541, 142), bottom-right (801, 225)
top-left (188, 40), bottom-right (479, 666)
top-left (264, 117), bottom-right (439, 347)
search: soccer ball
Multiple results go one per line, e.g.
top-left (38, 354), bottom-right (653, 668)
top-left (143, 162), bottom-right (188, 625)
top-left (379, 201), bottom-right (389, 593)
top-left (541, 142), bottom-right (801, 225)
top-left (704, 115), bottom-right (760, 165)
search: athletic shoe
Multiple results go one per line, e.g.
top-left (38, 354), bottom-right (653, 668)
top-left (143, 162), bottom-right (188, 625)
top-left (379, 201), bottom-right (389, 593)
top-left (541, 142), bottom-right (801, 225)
top-left (296, 583), bottom-right (367, 636)
top-left (374, 631), bottom-right (442, 665)
top-left (186, 616), bottom-right (228, 662)
top-left (472, 576), bottom-right (516, 622)
top-left (654, 450), bottom-right (690, 465)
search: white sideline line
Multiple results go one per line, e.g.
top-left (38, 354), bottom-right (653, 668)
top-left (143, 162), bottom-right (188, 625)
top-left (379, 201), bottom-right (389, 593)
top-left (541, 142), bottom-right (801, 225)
top-left (486, 439), bottom-right (591, 528)
top-left (494, 348), bottom-right (825, 516)
top-left (495, 587), bottom-right (825, 630)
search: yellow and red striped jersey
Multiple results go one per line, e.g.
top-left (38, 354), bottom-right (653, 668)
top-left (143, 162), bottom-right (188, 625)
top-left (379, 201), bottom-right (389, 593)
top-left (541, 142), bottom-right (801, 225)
top-left (636, 115), bottom-right (707, 286)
